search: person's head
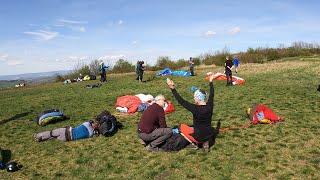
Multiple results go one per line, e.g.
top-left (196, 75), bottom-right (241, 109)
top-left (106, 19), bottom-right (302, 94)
top-left (190, 57), bottom-right (193, 60)
top-left (155, 94), bottom-right (166, 107)
top-left (193, 89), bottom-right (207, 105)
top-left (91, 121), bottom-right (100, 130)
top-left (226, 56), bottom-right (229, 60)
top-left (141, 61), bottom-right (144, 64)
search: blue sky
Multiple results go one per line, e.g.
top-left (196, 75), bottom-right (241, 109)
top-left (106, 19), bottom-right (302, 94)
top-left (0, 0), bottom-right (319, 75)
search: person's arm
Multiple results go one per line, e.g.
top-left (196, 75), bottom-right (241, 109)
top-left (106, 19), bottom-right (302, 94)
top-left (207, 81), bottom-right (214, 107)
top-left (171, 88), bottom-right (196, 113)
top-left (167, 78), bottom-right (196, 113)
top-left (158, 109), bottom-right (167, 128)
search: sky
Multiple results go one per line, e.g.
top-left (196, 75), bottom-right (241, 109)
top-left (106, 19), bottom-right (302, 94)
top-left (0, 0), bottom-right (319, 75)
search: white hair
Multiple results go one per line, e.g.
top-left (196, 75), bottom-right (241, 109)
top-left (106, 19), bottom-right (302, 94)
top-left (155, 94), bottom-right (165, 102)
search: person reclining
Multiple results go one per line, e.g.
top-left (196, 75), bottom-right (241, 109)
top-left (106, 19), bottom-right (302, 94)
top-left (34, 120), bottom-right (100, 142)
top-left (137, 95), bottom-right (172, 151)
top-left (166, 74), bottom-right (216, 151)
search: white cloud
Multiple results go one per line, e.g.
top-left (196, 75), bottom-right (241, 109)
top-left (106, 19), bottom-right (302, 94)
top-left (0, 54), bottom-right (23, 66)
top-left (58, 19), bottom-right (88, 24)
top-left (229, 27), bottom-right (241, 35)
top-left (118, 20), bottom-right (123, 25)
top-left (205, 30), bottom-right (216, 37)
top-left (7, 60), bottom-right (23, 66)
top-left (68, 56), bottom-right (88, 61)
top-left (98, 54), bottom-right (126, 60)
top-left (132, 40), bottom-right (138, 45)
top-left (24, 30), bottom-right (59, 41)
top-left (0, 53), bottom-right (9, 61)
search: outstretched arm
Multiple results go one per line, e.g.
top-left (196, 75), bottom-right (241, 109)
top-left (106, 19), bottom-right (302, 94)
top-left (207, 75), bottom-right (214, 107)
top-left (167, 79), bottom-right (196, 113)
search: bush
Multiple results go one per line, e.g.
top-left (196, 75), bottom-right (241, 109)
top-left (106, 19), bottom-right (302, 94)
top-left (111, 59), bottom-right (135, 73)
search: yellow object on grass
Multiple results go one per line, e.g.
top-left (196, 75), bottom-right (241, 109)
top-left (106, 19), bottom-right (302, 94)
top-left (260, 119), bottom-right (272, 124)
top-left (83, 75), bottom-right (90, 81)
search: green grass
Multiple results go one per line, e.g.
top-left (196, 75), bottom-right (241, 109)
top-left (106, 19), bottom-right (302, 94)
top-left (0, 57), bottom-right (319, 179)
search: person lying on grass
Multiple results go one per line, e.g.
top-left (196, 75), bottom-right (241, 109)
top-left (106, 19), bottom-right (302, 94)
top-left (166, 74), bottom-right (216, 152)
top-left (246, 104), bottom-right (284, 125)
top-left (34, 120), bottom-right (100, 142)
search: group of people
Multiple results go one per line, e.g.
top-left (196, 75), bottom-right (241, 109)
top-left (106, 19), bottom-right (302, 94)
top-left (137, 74), bottom-right (216, 152)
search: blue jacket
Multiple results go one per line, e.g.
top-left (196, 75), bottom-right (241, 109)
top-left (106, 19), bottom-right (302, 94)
top-left (71, 122), bottom-right (94, 141)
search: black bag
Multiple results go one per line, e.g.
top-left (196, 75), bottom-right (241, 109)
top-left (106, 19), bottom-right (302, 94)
top-left (90, 75), bottom-right (96, 80)
top-left (96, 111), bottom-right (122, 137)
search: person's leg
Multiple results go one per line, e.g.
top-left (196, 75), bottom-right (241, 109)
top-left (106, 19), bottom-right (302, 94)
top-left (35, 128), bottom-right (66, 142)
top-left (51, 128), bottom-right (67, 142)
top-left (138, 128), bottom-right (172, 148)
top-left (148, 128), bottom-right (172, 147)
top-left (35, 130), bottom-right (53, 142)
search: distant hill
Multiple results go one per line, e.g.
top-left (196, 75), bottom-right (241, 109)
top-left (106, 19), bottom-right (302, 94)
top-left (0, 70), bottom-right (70, 81)
top-left (0, 70), bottom-right (71, 89)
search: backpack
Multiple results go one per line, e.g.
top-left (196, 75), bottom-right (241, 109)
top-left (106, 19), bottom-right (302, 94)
top-left (96, 111), bottom-right (122, 137)
top-left (34, 109), bottom-right (68, 126)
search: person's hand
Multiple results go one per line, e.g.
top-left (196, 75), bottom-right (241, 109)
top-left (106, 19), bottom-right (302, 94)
top-left (166, 78), bottom-right (175, 89)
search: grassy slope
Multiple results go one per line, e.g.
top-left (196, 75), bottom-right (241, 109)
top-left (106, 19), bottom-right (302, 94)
top-left (0, 57), bottom-right (319, 179)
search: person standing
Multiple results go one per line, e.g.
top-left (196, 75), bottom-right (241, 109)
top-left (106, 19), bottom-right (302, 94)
top-left (99, 62), bottom-right (109, 82)
top-left (189, 57), bottom-right (195, 76)
top-left (224, 56), bottom-right (233, 86)
top-left (137, 61), bottom-right (145, 82)
top-left (135, 61), bottom-right (140, 80)
top-left (233, 56), bottom-right (240, 73)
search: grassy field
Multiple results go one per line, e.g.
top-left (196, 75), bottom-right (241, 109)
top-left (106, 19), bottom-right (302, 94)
top-left (0, 57), bottom-right (319, 179)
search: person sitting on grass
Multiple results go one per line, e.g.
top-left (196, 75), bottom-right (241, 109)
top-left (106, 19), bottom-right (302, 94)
top-left (137, 95), bottom-right (172, 152)
top-left (34, 120), bottom-right (100, 142)
top-left (166, 74), bottom-right (216, 152)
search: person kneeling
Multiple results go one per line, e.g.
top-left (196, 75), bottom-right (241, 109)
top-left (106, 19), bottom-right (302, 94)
top-left (137, 95), bottom-right (172, 152)
top-left (34, 120), bottom-right (100, 142)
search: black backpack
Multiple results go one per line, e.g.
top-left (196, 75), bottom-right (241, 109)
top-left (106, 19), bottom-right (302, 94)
top-left (96, 111), bottom-right (122, 137)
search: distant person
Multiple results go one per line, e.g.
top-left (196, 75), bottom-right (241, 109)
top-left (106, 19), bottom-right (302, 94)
top-left (233, 56), bottom-right (240, 73)
top-left (34, 120), bottom-right (100, 142)
top-left (99, 62), bottom-right (109, 82)
top-left (137, 95), bottom-right (172, 151)
top-left (224, 56), bottom-right (233, 86)
top-left (166, 74), bottom-right (217, 152)
top-left (135, 61), bottom-right (141, 80)
top-left (137, 61), bottom-right (145, 82)
top-left (189, 57), bottom-right (195, 76)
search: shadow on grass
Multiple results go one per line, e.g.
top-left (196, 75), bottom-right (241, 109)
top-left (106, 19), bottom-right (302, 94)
top-left (0, 111), bottom-right (33, 125)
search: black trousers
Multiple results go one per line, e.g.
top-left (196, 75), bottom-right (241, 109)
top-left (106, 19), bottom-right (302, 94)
top-left (226, 71), bottom-right (232, 85)
top-left (100, 72), bottom-right (106, 82)
top-left (190, 66), bottom-right (194, 76)
top-left (138, 71), bottom-right (144, 81)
